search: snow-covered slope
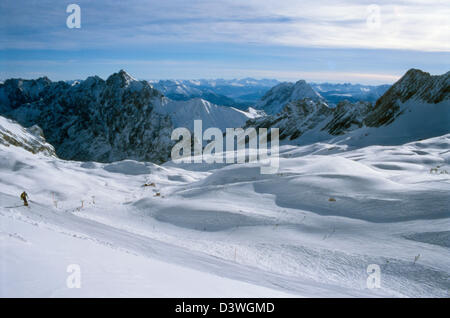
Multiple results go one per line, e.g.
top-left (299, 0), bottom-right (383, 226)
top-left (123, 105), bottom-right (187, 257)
top-left (255, 80), bottom-right (325, 114)
top-left (156, 98), bottom-right (256, 132)
top-left (1, 128), bottom-right (449, 297)
top-left (364, 69), bottom-right (449, 126)
top-left (1, 67), bottom-right (448, 297)
top-left (0, 116), bottom-right (55, 156)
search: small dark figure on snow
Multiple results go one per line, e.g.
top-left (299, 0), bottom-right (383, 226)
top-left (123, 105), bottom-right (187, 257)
top-left (20, 191), bottom-right (29, 206)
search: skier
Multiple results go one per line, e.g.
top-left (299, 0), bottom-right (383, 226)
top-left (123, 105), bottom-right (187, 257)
top-left (20, 191), bottom-right (29, 206)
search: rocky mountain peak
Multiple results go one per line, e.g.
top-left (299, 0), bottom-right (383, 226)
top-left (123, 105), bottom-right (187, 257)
top-left (256, 79), bottom-right (324, 114)
top-left (364, 69), bottom-right (449, 126)
top-left (106, 69), bottom-right (137, 88)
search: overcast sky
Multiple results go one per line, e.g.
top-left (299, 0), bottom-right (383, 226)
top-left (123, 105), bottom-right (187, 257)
top-left (1, 0), bottom-right (449, 84)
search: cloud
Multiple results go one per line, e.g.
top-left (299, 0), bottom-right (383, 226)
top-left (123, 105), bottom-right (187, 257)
top-left (0, 0), bottom-right (449, 51)
top-left (1, 0), bottom-right (448, 82)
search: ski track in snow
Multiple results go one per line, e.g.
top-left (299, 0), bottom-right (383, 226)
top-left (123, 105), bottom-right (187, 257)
top-left (1, 135), bottom-right (449, 297)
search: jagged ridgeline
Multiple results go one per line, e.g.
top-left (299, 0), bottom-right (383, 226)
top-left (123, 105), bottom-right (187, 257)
top-left (0, 71), bottom-right (173, 163)
top-left (0, 70), bottom-right (252, 163)
top-left (247, 69), bottom-right (450, 142)
top-left (0, 68), bottom-right (449, 163)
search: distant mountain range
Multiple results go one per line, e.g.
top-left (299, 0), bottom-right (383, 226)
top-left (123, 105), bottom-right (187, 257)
top-left (255, 80), bottom-right (325, 114)
top-left (149, 78), bottom-right (280, 109)
top-left (310, 83), bottom-right (391, 105)
top-left (0, 68), bottom-right (448, 163)
top-left (149, 78), bottom-right (390, 109)
top-left (0, 116), bottom-right (55, 156)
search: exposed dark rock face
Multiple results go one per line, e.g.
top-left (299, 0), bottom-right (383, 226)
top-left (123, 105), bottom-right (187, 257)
top-left (364, 69), bottom-right (450, 127)
top-left (247, 98), bottom-right (369, 141)
top-left (0, 70), bottom-right (174, 163)
top-left (324, 101), bottom-right (372, 135)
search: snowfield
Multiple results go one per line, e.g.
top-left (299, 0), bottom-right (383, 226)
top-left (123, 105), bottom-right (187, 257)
top-left (1, 134), bottom-right (449, 297)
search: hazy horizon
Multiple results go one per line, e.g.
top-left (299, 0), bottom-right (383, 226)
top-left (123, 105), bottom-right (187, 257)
top-left (3, 67), bottom-right (450, 87)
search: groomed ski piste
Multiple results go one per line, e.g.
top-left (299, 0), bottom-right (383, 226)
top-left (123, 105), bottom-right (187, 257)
top-left (1, 123), bottom-right (449, 297)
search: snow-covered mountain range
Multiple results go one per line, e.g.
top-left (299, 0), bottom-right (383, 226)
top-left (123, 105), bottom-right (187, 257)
top-left (0, 116), bottom-right (55, 156)
top-left (364, 69), bottom-right (450, 127)
top-left (149, 78), bottom-right (390, 110)
top-left (247, 69), bottom-right (449, 146)
top-left (0, 68), bottom-right (448, 164)
top-left (149, 78), bottom-right (280, 109)
top-left (0, 70), bottom-right (254, 163)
